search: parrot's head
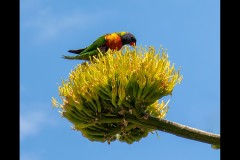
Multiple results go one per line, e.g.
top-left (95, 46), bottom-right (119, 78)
top-left (121, 32), bottom-right (137, 47)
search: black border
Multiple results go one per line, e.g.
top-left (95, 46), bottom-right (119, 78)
top-left (1, 0), bottom-right (19, 159)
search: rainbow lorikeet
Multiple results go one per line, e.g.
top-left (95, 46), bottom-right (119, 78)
top-left (63, 31), bottom-right (136, 60)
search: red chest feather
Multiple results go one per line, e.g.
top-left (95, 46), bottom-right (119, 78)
top-left (105, 33), bottom-right (122, 50)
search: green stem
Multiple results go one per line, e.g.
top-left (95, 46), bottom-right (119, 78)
top-left (122, 101), bottom-right (220, 146)
top-left (139, 116), bottom-right (220, 146)
top-left (97, 115), bottom-right (220, 146)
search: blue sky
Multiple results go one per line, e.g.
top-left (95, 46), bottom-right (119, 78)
top-left (20, 0), bottom-right (220, 159)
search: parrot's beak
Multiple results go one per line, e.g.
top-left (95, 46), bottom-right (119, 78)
top-left (130, 42), bottom-right (136, 46)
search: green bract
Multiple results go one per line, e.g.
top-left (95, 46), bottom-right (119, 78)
top-left (52, 46), bottom-right (182, 144)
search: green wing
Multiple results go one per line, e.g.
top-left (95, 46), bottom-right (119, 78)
top-left (80, 35), bottom-right (106, 54)
top-left (63, 49), bottom-right (100, 60)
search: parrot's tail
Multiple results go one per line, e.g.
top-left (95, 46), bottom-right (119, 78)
top-left (68, 48), bottom-right (86, 54)
top-left (62, 55), bottom-right (90, 61)
top-left (62, 55), bottom-right (78, 60)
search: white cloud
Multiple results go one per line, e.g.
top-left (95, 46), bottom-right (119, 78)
top-left (20, 0), bottom-right (40, 10)
top-left (21, 5), bottom-right (115, 42)
top-left (20, 109), bottom-right (54, 140)
top-left (20, 85), bottom-right (27, 93)
top-left (20, 152), bottom-right (42, 160)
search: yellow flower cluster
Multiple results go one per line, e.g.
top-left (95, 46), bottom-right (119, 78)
top-left (52, 46), bottom-right (182, 144)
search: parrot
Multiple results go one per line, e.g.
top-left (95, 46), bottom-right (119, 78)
top-left (63, 31), bottom-right (136, 60)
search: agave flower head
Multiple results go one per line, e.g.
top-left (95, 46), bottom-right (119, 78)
top-left (52, 46), bottom-right (183, 144)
